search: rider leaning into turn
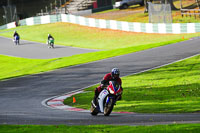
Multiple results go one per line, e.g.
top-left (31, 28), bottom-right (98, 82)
top-left (47, 34), bottom-right (55, 48)
top-left (13, 31), bottom-right (20, 39)
top-left (93, 68), bottom-right (123, 105)
top-left (13, 31), bottom-right (20, 44)
top-left (47, 34), bottom-right (54, 43)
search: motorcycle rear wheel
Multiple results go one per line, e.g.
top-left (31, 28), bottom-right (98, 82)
top-left (90, 102), bottom-right (98, 116)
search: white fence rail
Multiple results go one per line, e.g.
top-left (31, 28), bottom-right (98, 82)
top-left (1, 14), bottom-right (200, 34)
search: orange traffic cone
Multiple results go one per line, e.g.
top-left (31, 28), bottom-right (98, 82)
top-left (73, 97), bottom-right (76, 103)
top-left (182, 36), bottom-right (184, 40)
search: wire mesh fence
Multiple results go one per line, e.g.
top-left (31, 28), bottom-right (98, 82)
top-left (148, 2), bottom-right (172, 23)
top-left (36, 0), bottom-right (70, 16)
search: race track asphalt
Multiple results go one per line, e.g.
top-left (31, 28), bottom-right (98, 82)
top-left (0, 36), bottom-right (200, 125)
top-left (0, 36), bottom-right (98, 59)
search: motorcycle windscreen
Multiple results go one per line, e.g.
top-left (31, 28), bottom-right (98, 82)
top-left (98, 89), bottom-right (109, 113)
top-left (110, 81), bottom-right (120, 92)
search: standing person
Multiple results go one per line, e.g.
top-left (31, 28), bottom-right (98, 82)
top-left (13, 31), bottom-right (20, 45)
top-left (93, 68), bottom-right (123, 105)
top-left (47, 34), bottom-right (54, 48)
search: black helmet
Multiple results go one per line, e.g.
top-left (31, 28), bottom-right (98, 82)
top-left (111, 68), bottom-right (120, 79)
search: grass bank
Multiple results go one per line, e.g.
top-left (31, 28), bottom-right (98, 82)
top-left (88, 9), bottom-right (200, 23)
top-left (1, 22), bottom-right (200, 50)
top-left (0, 38), bottom-right (181, 80)
top-left (64, 54), bottom-right (200, 113)
top-left (1, 23), bottom-right (200, 80)
top-left (0, 123), bottom-right (200, 133)
top-left (87, 3), bottom-right (200, 23)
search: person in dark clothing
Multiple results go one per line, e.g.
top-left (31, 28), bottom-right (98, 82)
top-left (47, 34), bottom-right (54, 48)
top-left (93, 68), bottom-right (123, 105)
top-left (13, 31), bottom-right (20, 45)
top-left (13, 31), bottom-right (19, 38)
top-left (47, 34), bottom-right (54, 41)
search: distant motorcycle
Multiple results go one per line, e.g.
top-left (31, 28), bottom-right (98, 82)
top-left (13, 35), bottom-right (20, 45)
top-left (47, 38), bottom-right (54, 48)
top-left (90, 81), bottom-right (123, 116)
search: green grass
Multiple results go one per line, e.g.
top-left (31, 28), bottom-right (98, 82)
top-left (88, 6), bottom-right (200, 23)
top-left (64, 54), bottom-right (200, 113)
top-left (0, 124), bottom-right (200, 133)
top-left (1, 22), bottom-right (200, 50)
top-left (0, 39), bottom-right (180, 80)
top-left (1, 22), bottom-right (200, 80)
top-left (101, 10), bottom-right (200, 23)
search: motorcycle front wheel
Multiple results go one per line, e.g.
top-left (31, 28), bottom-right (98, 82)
top-left (50, 43), bottom-right (54, 48)
top-left (104, 97), bottom-right (114, 116)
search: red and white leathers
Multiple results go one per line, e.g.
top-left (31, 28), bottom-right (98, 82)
top-left (95, 73), bottom-right (123, 96)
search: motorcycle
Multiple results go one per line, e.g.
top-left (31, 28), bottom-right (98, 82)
top-left (13, 35), bottom-right (19, 45)
top-left (47, 38), bottom-right (54, 48)
top-left (90, 81), bottom-right (122, 116)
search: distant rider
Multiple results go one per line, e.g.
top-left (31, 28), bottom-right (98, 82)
top-left (93, 68), bottom-right (123, 105)
top-left (47, 34), bottom-right (54, 43)
top-left (47, 34), bottom-right (54, 48)
top-left (13, 31), bottom-right (20, 44)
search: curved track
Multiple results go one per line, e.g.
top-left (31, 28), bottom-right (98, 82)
top-left (0, 37), bottom-right (200, 125)
top-left (0, 36), bottom-right (98, 59)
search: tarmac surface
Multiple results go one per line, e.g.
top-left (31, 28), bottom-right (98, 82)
top-left (0, 36), bottom-right (200, 125)
top-left (0, 36), bottom-right (98, 59)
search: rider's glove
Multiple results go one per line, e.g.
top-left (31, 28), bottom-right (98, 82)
top-left (100, 84), bottom-right (105, 88)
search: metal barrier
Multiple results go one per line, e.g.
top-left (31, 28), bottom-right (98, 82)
top-left (1, 14), bottom-right (200, 34)
top-left (181, 9), bottom-right (200, 18)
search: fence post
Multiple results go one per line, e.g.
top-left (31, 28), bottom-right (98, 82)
top-left (50, 3), bottom-right (52, 14)
top-left (199, 10), bottom-right (200, 18)
top-left (41, 9), bottom-right (43, 16)
top-left (46, 6), bottom-right (48, 14)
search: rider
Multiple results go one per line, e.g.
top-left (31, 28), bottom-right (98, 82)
top-left (93, 68), bottom-right (123, 105)
top-left (48, 34), bottom-right (54, 41)
top-left (47, 34), bottom-right (54, 45)
top-left (13, 31), bottom-right (20, 43)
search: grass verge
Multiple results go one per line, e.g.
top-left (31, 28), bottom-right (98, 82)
top-left (1, 23), bottom-right (200, 80)
top-left (1, 22), bottom-right (200, 50)
top-left (0, 123), bottom-right (200, 133)
top-left (90, 10), bottom-right (200, 23)
top-left (0, 39), bottom-right (181, 80)
top-left (64, 54), bottom-right (200, 113)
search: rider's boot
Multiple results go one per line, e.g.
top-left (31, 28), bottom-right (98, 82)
top-left (92, 89), bottom-right (100, 106)
top-left (92, 95), bottom-right (98, 106)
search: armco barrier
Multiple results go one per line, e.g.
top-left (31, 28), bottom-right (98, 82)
top-left (1, 14), bottom-right (200, 34)
top-left (0, 22), bottom-right (16, 30)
